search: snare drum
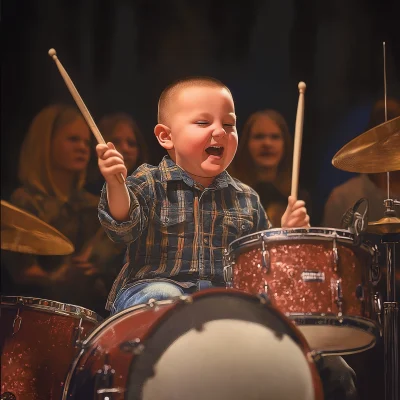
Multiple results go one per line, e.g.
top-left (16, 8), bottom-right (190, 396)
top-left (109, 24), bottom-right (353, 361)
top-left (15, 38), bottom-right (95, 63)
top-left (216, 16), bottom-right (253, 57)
top-left (224, 228), bottom-right (380, 355)
top-left (62, 289), bottom-right (323, 400)
top-left (0, 296), bottom-right (102, 400)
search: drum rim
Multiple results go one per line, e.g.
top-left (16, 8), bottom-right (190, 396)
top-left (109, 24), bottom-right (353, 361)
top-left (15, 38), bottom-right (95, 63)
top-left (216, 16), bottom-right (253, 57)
top-left (227, 227), bottom-right (374, 255)
top-left (0, 295), bottom-right (103, 323)
top-left (62, 297), bottom-right (183, 399)
top-left (289, 314), bottom-right (380, 355)
top-left (79, 298), bottom-right (177, 348)
top-left (62, 289), bottom-right (314, 399)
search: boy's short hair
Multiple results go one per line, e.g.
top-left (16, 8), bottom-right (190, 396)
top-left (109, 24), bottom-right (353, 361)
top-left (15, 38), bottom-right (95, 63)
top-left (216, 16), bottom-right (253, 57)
top-left (157, 76), bottom-right (232, 124)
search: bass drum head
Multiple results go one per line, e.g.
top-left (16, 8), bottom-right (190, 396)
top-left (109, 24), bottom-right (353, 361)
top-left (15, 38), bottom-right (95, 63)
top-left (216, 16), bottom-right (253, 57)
top-left (126, 290), bottom-right (322, 400)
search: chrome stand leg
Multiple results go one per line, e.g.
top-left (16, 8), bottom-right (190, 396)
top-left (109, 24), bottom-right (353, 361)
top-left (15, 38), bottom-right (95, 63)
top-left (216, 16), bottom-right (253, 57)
top-left (383, 239), bottom-right (398, 400)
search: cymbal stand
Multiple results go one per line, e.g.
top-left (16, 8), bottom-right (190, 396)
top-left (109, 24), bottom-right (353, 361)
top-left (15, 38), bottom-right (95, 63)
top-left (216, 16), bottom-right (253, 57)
top-left (381, 41), bottom-right (399, 400)
top-left (382, 196), bottom-right (399, 400)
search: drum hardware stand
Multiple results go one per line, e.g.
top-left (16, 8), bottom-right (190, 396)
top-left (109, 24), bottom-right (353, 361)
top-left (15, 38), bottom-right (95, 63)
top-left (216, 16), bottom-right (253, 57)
top-left (382, 195), bottom-right (399, 400)
top-left (381, 41), bottom-right (398, 400)
top-left (94, 353), bottom-right (118, 399)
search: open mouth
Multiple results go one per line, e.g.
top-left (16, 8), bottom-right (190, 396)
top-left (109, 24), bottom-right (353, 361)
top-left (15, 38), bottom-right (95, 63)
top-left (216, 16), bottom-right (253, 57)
top-left (205, 146), bottom-right (224, 157)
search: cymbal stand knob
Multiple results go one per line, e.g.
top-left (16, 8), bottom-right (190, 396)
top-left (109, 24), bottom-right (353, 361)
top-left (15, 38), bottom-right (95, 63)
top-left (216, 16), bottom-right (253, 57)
top-left (383, 199), bottom-right (398, 217)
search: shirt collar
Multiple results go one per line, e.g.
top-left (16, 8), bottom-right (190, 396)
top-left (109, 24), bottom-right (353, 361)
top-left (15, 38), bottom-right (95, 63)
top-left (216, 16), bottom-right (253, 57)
top-left (159, 156), bottom-right (242, 191)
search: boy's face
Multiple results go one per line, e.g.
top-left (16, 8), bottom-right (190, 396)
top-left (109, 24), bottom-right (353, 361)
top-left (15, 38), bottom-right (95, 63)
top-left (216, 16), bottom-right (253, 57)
top-left (160, 86), bottom-right (238, 186)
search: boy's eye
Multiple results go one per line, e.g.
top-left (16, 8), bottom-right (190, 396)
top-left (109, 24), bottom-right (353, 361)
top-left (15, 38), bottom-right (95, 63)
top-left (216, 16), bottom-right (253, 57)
top-left (224, 123), bottom-right (236, 127)
top-left (196, 121), bottom-right (209, 126)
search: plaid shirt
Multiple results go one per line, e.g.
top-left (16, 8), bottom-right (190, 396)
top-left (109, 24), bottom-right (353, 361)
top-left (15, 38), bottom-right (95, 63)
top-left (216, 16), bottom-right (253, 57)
top-left (99, 156), bottom-right (271, 309)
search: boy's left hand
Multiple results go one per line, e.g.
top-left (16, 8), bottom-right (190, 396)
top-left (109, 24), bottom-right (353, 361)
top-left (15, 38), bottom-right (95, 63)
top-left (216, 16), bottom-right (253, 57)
top-left (281, 196), bottom-right (310, 228)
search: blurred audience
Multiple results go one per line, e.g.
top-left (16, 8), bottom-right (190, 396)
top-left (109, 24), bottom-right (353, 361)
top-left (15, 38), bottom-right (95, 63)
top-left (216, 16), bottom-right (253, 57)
top-left (230, 109), bottom-right (311, 227)
top-left (85, 112), bottom-right (149, 195)
top-left (1, 104), bottom-right (109, 316)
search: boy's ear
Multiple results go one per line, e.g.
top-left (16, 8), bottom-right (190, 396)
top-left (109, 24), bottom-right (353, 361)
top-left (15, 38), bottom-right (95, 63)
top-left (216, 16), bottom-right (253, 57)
top-left (154, 124), bottom-right (174, 150)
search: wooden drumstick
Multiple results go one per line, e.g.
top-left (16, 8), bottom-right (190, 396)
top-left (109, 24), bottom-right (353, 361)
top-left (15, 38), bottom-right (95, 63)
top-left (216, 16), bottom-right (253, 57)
top-left (48, 48), bottom-right (125, 184)
top-left (291, 82), bottom-right (306, 199)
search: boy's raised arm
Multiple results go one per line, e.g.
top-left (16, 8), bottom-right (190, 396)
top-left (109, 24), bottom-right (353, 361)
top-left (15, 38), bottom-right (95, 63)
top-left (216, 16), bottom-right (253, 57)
top-left (96, 142), bottom-right (130, 222)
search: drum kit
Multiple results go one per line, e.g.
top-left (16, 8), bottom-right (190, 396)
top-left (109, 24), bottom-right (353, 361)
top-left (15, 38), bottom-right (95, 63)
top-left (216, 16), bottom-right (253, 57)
top-left (1, 49), bottom-right (399, 400)
top-left (1, 202), bottom-right (326, 400)
top-left (1, 119), bottom-right (398, 400)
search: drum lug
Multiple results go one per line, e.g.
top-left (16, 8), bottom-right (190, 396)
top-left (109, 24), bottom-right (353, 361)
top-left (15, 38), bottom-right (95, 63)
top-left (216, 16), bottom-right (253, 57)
top-left (223, 249), bottom-right (233, 287)
top-left (12, 309), bottom-right (22, 335)
top-left (332, 237), bottom-right (339, 272)
top-left (257, 291), bottom-right (271, 305)
top-left (73, 318), bottom-right (84, 347)
top-left (334, 279), bottom-right (344, 321)
top-left (373, 292), bottom-right (383, 327)
top-left (261, 235), bottom-right (270, 272)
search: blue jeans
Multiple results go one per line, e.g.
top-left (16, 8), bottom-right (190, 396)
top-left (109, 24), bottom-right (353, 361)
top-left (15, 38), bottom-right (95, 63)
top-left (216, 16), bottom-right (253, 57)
top-left (110, 280), bottom-right (213, 315)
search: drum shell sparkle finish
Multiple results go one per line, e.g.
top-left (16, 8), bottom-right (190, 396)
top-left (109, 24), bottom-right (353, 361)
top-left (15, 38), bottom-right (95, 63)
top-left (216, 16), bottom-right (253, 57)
top-left (62, 288), bottom-right (323, 400)
top-left (0, 297), bottom-right (102, 400)
top-left (224, 228), bottom-right (380, 354)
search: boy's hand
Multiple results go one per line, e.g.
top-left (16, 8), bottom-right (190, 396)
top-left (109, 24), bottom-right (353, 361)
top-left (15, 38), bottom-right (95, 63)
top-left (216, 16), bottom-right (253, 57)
top-left (96, 142), bottom-right (128, 185)
top-left (281, 196), bottom-right (310, 228)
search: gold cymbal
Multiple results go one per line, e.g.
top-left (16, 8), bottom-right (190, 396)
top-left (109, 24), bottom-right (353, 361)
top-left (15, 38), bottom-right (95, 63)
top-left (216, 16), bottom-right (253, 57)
top-left (367, 217), bottom-right (400, 235)
top-left (1, 200), bottom-right (74, 255)
top-left (332, 116), bottom-right (400, 173)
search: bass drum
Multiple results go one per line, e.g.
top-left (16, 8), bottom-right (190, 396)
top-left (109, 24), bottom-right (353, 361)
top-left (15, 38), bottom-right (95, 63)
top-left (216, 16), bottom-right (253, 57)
top-left (0, 296), bottom-right (102, 400)
top-left (63, 288), bottom-right (323, 400)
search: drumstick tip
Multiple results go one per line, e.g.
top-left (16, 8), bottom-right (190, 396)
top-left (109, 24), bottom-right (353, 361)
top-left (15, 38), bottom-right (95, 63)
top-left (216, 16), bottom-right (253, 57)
top-left (48, 48), bottom-right (57, 59)
top-left (298, 81), bottom-right (306, 92)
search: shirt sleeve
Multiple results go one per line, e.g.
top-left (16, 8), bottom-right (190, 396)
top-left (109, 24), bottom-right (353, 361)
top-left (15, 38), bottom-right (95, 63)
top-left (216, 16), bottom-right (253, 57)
top-left (98, 177), bottom-right (149, 244)
top-left (255, 195), bottom-right (273, 230)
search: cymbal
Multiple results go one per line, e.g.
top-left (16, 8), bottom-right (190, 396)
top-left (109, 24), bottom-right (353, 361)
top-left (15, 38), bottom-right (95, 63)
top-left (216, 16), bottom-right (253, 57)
top-left (332, 116), bottom-right (400, 173)
top-left (367, 216), bottom-right (400, 235)
top-left (1, 200), bottom-right (74, 255)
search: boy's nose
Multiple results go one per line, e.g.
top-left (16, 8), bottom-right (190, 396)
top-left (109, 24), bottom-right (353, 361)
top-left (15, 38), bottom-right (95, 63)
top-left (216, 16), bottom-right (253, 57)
top-left (212, 127), bottom-right (226, 138)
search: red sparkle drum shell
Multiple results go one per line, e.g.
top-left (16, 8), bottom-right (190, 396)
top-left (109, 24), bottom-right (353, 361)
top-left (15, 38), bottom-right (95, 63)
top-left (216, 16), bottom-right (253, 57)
top-left (224, 228), bottom-right (380, 355)
top-left (62, 288), bottom-right (323, 400)
top-left (0, 296), bottom-right (102, 400)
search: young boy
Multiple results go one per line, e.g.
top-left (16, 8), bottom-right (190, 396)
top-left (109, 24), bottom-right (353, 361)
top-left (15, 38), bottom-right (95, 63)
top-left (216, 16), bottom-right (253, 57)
top-left (97, 77), bottom-right (358, 400)
top-left (97, 77), bottom-right (309, 314)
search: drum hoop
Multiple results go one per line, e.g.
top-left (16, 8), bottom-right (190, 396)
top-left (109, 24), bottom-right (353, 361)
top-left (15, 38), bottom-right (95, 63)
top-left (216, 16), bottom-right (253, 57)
top-left (288, 314), bottom-right (380, 355)
top-left (62, 289), bottom-right (312, 400)
top-left (227, 227), bottom-right (374, 255)
top-left (80, 298), bottom-right (177, 348)
top-left (61, 298), bottom-right (179, 400)
top-left (0, 296), bottom-right (103, 323)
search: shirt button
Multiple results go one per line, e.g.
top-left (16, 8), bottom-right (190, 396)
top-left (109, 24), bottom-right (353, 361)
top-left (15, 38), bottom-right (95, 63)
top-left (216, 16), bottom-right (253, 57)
top-left (203, 238), bottom-right (209, 244)
top-left (164, 216), bottom-right (169, 222)
top-left (241, 224), bottom-right (246, 230)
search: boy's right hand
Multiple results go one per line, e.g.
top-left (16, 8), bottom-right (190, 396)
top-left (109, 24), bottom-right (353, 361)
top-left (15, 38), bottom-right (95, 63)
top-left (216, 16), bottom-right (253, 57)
top-left (96, 142), bottom-right (128, 185)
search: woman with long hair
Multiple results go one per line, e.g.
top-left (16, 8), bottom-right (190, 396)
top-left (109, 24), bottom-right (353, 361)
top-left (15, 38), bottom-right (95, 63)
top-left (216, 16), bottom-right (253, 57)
top-left (230, 109), bottom-right (310, 227)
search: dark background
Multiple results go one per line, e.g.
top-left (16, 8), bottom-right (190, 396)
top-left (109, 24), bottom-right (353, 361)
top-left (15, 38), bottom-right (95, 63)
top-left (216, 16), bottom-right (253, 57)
top-left (2, 0), bottom-right (400, 223)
